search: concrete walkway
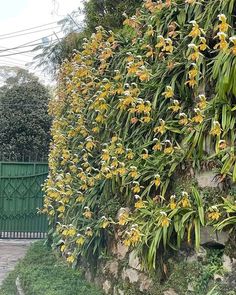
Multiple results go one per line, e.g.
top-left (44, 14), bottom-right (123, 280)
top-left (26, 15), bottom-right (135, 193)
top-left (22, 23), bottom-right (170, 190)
top-left (0, 240), bottom-right (33, 285)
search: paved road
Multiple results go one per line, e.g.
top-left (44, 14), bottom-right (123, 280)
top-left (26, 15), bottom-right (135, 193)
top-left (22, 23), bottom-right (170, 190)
top-left (0, 240), bottom-right (33, 285)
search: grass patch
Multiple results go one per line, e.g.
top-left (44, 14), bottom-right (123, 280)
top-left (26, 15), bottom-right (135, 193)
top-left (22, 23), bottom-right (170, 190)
top-left (0, 241), bottom-right (103, 295)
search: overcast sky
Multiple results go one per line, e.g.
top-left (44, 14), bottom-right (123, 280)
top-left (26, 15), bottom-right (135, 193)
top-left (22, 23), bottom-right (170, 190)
top-left (0, 0), bottom-right (83, 83)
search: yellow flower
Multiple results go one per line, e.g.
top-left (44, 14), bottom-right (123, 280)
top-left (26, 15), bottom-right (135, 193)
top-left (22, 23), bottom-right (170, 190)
top-left (60, 244), bottom-right (66, 252)
top-left (67, 255), bottom-right (76, 264)
top-left (189, 51), bottom-right (200, 61)
top-left (153, 174), bottom-right (161, 188)
top-left (135, 199), bottom-right (145, 209)
top-left (118, 211), bottom-right (129, 226)
top-left (168, 100), bottom-right (181, 112)
top-left (229, 36), bottom-right (236, 55)
top-left (126, 149), bottom-right (134, 160)
top-left (197, 94), bottom-right (207, 110)
top-left (208, 206), bottom-right (221, 221)
top-left (210, 121), bottom-right (221, 136)
top-left (76, 235), bottom-right (85, 246)
top-left (199, 37), bottom-right (208, 51)
top-left (137, 67), bottom-right (150, 82)
top-left (141, 152), bottom-right (149, 160)
top-left (152, 140), bottom-right (162, 151)
top-left (163, 140), bottom-right (174, 155)
top-left (192, 108), bottom-right (204, 123)
top-left (101, 150), bottom-right (110, 161)
top-left (164, 146), bottom-right (174, 154)
top-left (85, 227), bottom-right (93, 237)
top-left (170, 195), bottom-right (177, 209)
top-left (111, 136), bottom-right (118, 143)
top-left (162, 86), bottom-right (174, 98)
top-left (154, 119), bottom-right (166, 135)
top-left (115, 144), bottom-right (125, 155)
top-left (100, 217), bottom-right (110, 229)
top-left (146, 25), bottom-right (155, 37)
top-left (129, 166), bottom-right (139, 179)
top-left (156, 35), bottom-right (166, 49)
top-left (217, 14), bottom-right (230, 32)
top-left (164, 38), bottom-right (174, 53)
top-left (214, 32), bottom-right (228, 50)
top-left (57, 205), bottom-right (65, 213)
top-left (180, 192), bottom-right (191, 208)
top-left (178, 113), bottom-right (188, 126)
top-left (161, 216), bottom-right (170, 227)
top-left (189, 21), bottom-right (203, 38)
top-left (83, 207), bottom-right (93, 219)
top-left (123, 239), bottom-right (131, 247)
top-left (132, 182), bottom-right (141, 193)
top-left (127, 226), bottom-right (142, 245)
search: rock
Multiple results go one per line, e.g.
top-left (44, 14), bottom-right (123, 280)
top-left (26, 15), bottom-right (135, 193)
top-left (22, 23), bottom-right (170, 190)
top-left (122, 268), bottom-right (139, 283)
top-left (223, 254), bottom-right (233, 272)
top-left (85, 269), bottom-right (92, 282)
top-left (225, 271), bottom-right (236, 290)
top-left (103, 280), bottom-right (112, 294)
top-left (214, 273), bottom-right (224, 282)
top-left (117, 241), bottom-right (129, 260)
top-left (200, 226), bottom-right (229, 247)
top-left (187, 283), bottom-right (194, 292)
top-left (105, 260), bottom-right (119, 278)
top-left (186, 247), bottom-right (207, 263)
top-left (129, 251), bottom-right (141, 270)
top-left (113, 287), bottom-right (125, 295)
top-left (195, 171), bottom-right (219, 188)
top-left (163, 288), bottom-right (179, 295)
top-left (139, 273), bottom-right (152, 291)
top-left (16, 277), bottom-right (25, 295)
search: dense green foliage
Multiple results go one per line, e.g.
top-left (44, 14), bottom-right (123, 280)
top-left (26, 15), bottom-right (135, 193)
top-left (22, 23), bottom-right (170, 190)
top-left (0, 68), bottom-right (51, 160)
top-left (44, 0), bottom-right (236, 272)
top-left (0, 241), bottom-right (102, 295)
top-left (83, 0), bottom-right (143, 32)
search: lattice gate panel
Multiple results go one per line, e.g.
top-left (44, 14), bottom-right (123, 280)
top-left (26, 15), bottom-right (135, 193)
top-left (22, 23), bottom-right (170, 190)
top-left (0, 162), bottom-right (48, 239)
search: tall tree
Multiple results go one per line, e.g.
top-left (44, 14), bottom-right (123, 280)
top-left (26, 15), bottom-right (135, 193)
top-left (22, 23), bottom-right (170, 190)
top-left (83, 0), bottom-right (142, 33)
top-left (0, 67), bottom-right (51, 160)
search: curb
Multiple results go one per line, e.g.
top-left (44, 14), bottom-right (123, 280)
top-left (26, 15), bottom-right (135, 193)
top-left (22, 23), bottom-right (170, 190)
top-left (15, 276), bottom-right (25, 295)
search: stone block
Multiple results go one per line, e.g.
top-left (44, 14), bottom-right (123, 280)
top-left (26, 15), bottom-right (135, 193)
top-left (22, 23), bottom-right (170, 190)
top-left (195, 171), bottom-right (219, 188)
top-left (129, 251), bottom-right (141, 270)
top-left (163, 288), bottom-right (179, 295)
top-left (223, 254), bottom-right (233, 272)
top-left (122, 268), bottom-right (139, 283)
top-left (103, 280), bottom-right (112, 294)
top-left (139, 273), bottom-right (152, 291)
top-left (186, 247), bottom-right (207, 263)
top-left (200, 226), bottom-right (229, 246)
top-left (117, 241), bottom-right (128, 260)
top-left (105, 260), bottom-right (119, 278)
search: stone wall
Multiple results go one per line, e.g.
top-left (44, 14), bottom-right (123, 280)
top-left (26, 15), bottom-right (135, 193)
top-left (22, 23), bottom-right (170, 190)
top-left (84, 237), bottom-right (152, 294)
top-left (82, 171), bottom-right (236, 295)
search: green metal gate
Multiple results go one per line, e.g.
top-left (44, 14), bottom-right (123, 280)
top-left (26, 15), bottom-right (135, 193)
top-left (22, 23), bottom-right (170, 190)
top-left (0, 162), bottom-right (48, 239)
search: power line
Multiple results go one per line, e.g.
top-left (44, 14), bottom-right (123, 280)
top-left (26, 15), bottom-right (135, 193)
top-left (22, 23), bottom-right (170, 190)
top-left (0, 40), bottom-right (60, 53)
top-left (0, 32), bottom-right (63, 53)
top-left (0, 26), bottom-right (61, 40)
top-left (0, 21), bottom-right (59, 37)
top-left (0, 56), bottom-right (29, 63)
top-left (0, 46), bottom-right (35, 58)
top-left (0, 50), bottom-right (40, 58)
